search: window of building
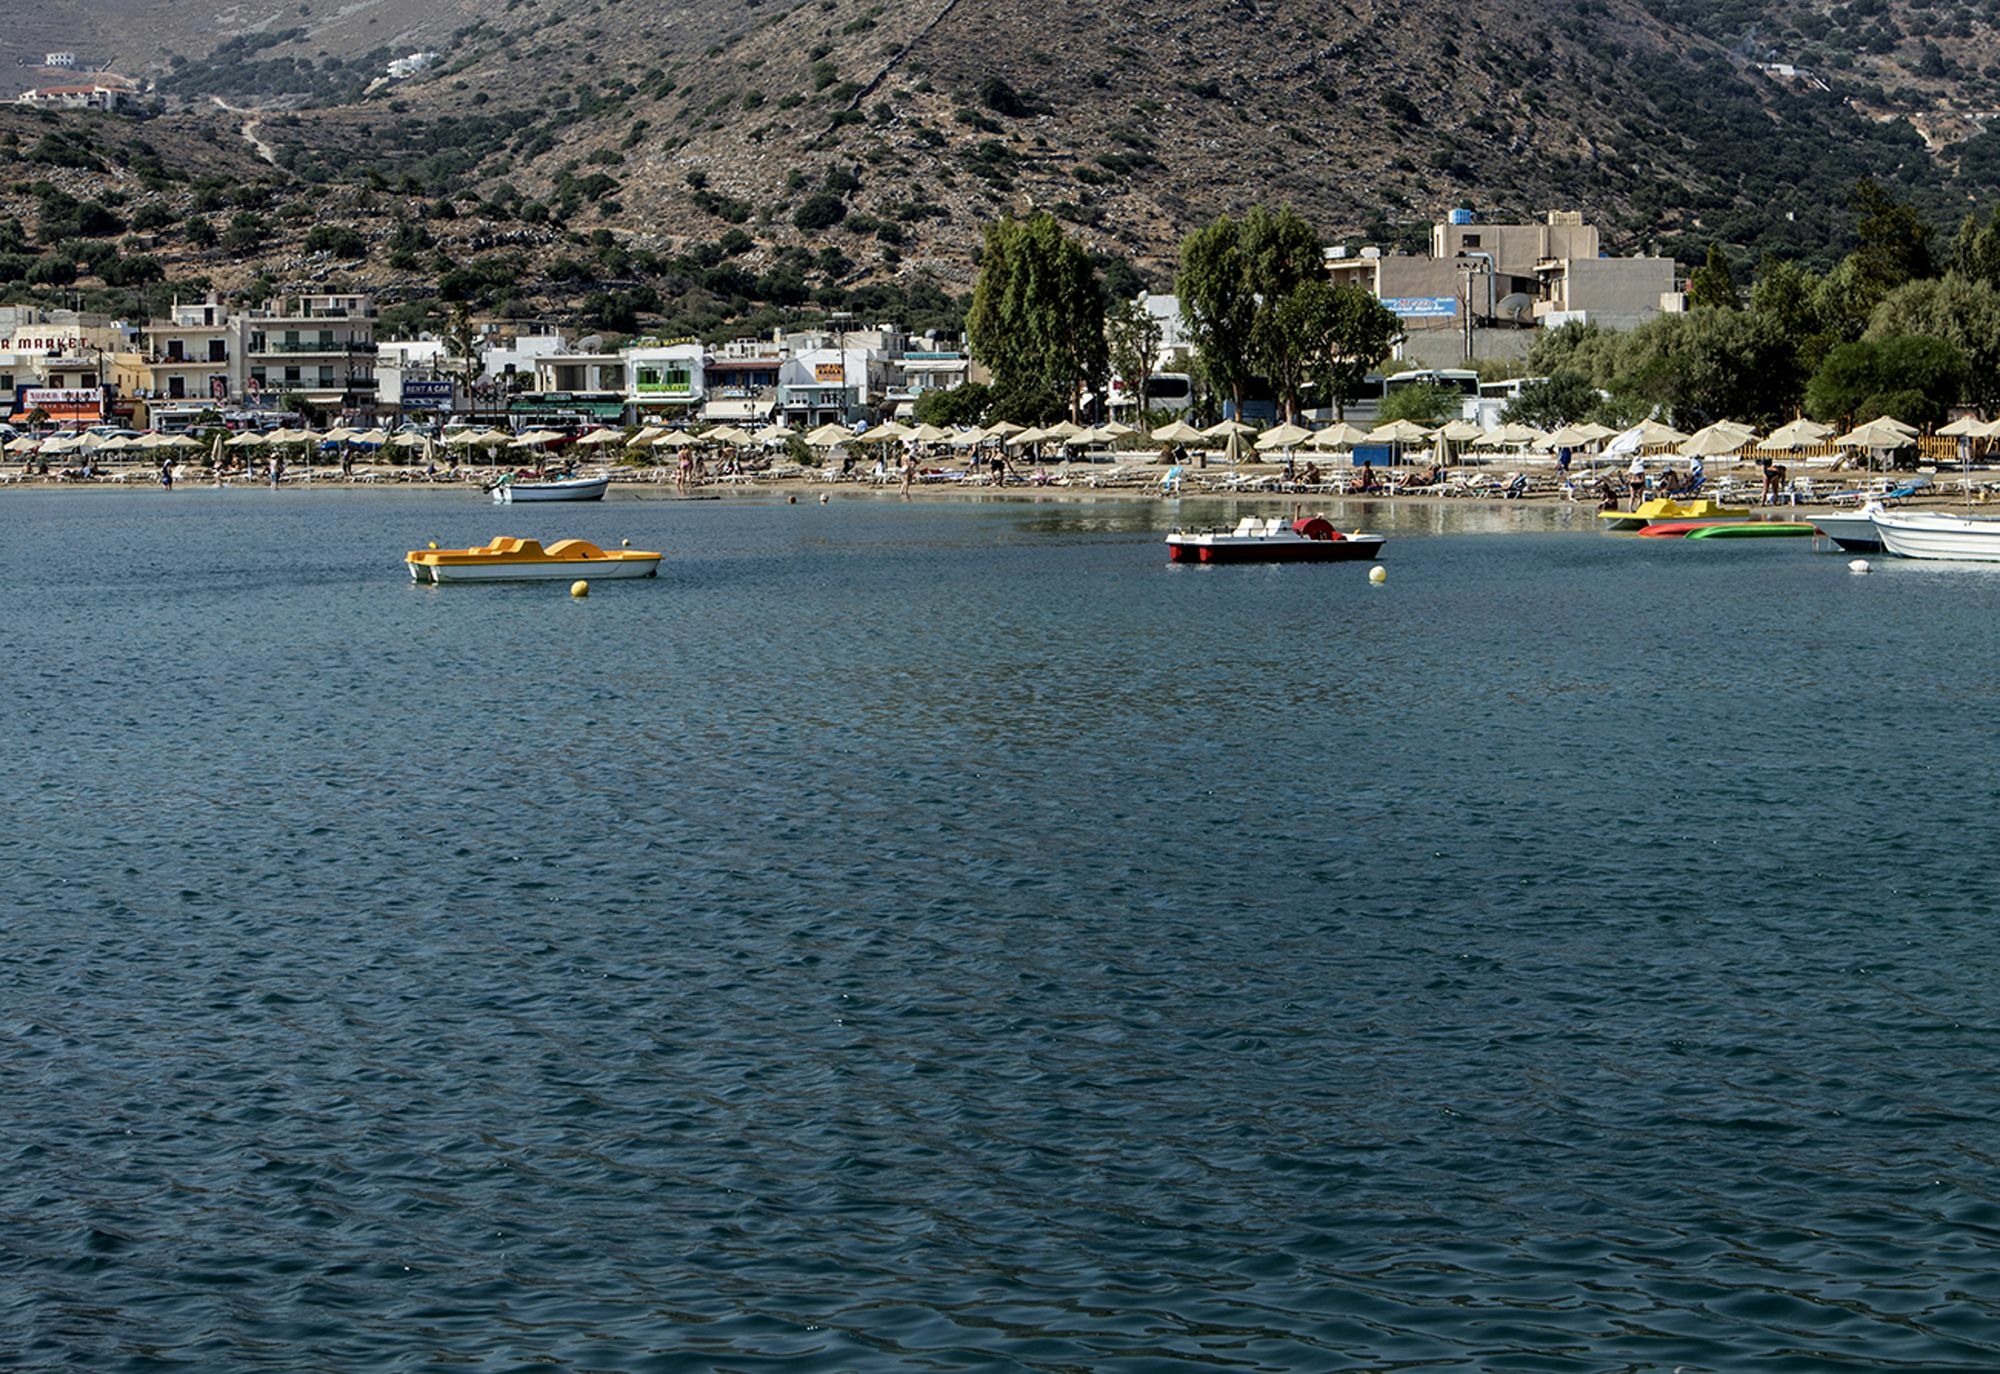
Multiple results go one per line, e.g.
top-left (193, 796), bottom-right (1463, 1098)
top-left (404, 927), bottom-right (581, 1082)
top-left (318, 367), bottom-right (335, 387)
top-left (209, 340), bottom-right (226, 363)
top-left (1461, 234), bottom-right (1481, 248)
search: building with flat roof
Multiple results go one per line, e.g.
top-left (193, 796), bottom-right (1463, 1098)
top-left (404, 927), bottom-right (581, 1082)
top-left (1328, 210), bottom-right (1681, 367)
top-left (242, 291), bottom-right (378, 413)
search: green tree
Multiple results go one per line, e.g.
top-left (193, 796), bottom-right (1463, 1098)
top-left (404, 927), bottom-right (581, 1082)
top-left (444, 304), bottom-right (483, 389)
top-left (1502, 372), bottom-right (1601, 429)
top-left (1525, 320), bottom-right (1620, 389)
top-left (1805, 335), bottom-right (1967, 428)
top-left (1320, 283), bottom-right (1402, 419)
top-left (1943, 210), bottom-right (2000, 288)
top-left (1105, 296), bottom-right (1162, 431)
top-left (1243, 206), bottom-right (1323, 420)
top-left (1261, 281), bottom-right (1328, 424)
top-left (1376, 381), bottom-right (1455, 426)
top-left (912, 381), bottom-right (990, 427)
top-left (1687, 244), bottom-right (1739, 309)
top-left (1867, 275), bottom-right (2000, 414)
top-left (1747, 257), bottom-right (1852, 385)
top-left (1178, 205), bottom-right (1322, 420)
top-left (1849, 177), bottom-right (1934, 303)
top-left (1608, 308), bottom-right (1798, 428)
top-left (966, 213), bottom-right (1107, 424)
top-left (1175, 215), bottom-right (1257, 420)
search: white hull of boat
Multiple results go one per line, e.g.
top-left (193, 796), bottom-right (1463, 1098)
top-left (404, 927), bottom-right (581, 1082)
top-left (1872, 510), bottom-right (2000, 562)
top-left (411, 556), bottom-right (660, 583)
top-left (494, 476), bottom-right (610, 503)
top-left (1811, 511), bottom-right (1883, 551)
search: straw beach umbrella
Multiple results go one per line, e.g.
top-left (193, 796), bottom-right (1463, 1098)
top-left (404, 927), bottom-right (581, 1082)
top-left (1255, 422), bottom-right (1313, 452)
top-left (573, 426), bottom-right (628, 447)
top-left (1307, 422), bottom-right (1371, 451)
top-left (1472, 422), bottom-right (1545, 449)
top-left (1150, 419), bottom-right (1206, 445)
top-left (1757, 418), bottom-right (1831, 453)
top-left (805, 423), bottom-right (853, 447)
top-left (1835, 417), bottom-right (1916, 449)
top-left (1677, 421), bottom-right (1757, 458)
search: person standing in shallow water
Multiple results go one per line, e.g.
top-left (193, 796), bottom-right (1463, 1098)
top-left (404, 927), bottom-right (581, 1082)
top-left (901, 447), bottom-right (916, 500)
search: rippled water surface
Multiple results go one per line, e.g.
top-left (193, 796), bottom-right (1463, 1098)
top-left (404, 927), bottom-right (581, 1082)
top-left (6, 488), bottom-right (2000, 1371)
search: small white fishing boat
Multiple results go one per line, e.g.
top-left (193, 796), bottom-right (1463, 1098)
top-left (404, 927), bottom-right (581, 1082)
top-left (490, 473), bottom-right (610, 503)
top-left (1811, 504), bottom-right (1884, 552)
top-left (1871, 508), bottom-right (2000, 562)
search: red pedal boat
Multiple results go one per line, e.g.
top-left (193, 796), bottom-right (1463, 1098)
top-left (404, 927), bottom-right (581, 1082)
top-left (1166, 515), bottom-right (1386, 564)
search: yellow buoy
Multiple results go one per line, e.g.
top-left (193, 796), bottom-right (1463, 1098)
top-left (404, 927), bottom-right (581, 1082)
top-left (427, 540), bottom-right (438, 550)
top-left (1368, 565), bottom-right (1387, 584)
top-left (570, 580), bottom-right (589, 598)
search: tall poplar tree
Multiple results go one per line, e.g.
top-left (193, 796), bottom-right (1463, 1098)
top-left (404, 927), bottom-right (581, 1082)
top-left (966, 213), bottom-right (1106, 423)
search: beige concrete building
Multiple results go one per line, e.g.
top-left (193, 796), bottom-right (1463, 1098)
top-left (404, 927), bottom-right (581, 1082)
top-left (1327, 210), bottom-right (1682, 367)
top-left (243, 291), bottom-right (378, 414)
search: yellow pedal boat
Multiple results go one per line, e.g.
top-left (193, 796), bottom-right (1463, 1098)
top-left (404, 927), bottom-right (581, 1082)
top-left (406, 536), bottom-right (661, 583)
top-left (1598, 498), bottom-right (1750, 531)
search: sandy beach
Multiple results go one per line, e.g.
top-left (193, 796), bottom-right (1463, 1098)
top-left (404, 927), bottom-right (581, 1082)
top-left (7, 457), bottom-right (1993, 514)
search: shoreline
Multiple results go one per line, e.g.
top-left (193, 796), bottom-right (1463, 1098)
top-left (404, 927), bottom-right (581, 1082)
top-left (5, 471), bottom-right (1991, 516)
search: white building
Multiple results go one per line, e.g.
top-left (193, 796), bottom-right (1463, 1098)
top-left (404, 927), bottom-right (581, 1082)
top-left (241, 290), bottom-right (378, 413)
top-left (44, 53), bottom-right (78, 70)
top-left (624, 341), bottom-right (705, 418)
top-left (386, 52), bottom-right (440, 79)
top-left (480, 329), bottom-right (568, 385)
top-left (18, 85), bottom-right (132, 111)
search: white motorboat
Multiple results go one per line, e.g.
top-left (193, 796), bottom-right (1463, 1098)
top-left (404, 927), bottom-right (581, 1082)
top-left (491, 474), bottom-right (610, 503)
top-left (1811, 503), bottom-right (1884, 552)
top-left (1871, 508), bottom-right (2000, 562)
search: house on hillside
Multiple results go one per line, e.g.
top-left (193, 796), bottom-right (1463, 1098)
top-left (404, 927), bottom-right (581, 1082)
top-left (18, 84), bottom-right (132, 111)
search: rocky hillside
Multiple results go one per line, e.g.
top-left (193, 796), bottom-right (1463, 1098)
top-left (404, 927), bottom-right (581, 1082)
top-left (7, 0), bottom-right (2000, 339)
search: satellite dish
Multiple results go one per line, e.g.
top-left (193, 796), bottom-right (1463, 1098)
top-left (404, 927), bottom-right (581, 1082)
top-left (1497, 292), bottom-right (1534, 323)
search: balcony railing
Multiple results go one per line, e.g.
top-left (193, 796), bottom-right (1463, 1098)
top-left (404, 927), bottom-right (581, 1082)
top-left (250, 340), bottom-right (379, 355)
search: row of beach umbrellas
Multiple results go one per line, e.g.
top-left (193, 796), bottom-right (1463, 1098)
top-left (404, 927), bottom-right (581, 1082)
top-left (10, 411), bottom-right (1973, 465)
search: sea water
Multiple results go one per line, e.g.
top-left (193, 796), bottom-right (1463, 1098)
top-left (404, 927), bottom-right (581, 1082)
top-left (4, 488), bottom-right (1999, 1371)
